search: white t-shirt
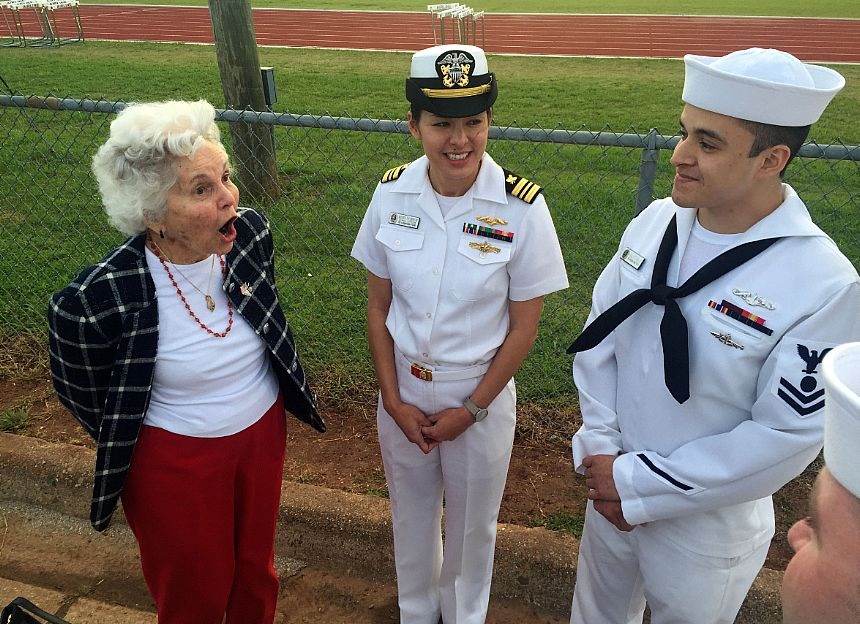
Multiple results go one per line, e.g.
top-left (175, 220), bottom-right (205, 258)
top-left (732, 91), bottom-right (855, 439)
top-left (434, 189), bottom-right (470, 218)
top-left (143, 247), bottom-right (279, 437)
top-left (678, 217), bottom-right (742, 283)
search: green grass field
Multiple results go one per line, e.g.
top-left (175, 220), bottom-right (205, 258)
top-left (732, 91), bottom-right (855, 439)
top-left (1, 35), bottom-right (858, 430)
top-left (79, 0), bottom-right (860, 18)
top-left (3, 44), bottom-right (858, 139)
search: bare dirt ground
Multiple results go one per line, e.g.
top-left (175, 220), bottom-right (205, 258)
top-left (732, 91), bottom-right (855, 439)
top-left (0, 365), bottom-right (577, 623)
top-left (0, 374), bottom-right (585, 539)
top-left (0, 345), bottom-right (814, 622)
top-left (0, 499), bottom-right (567, 624)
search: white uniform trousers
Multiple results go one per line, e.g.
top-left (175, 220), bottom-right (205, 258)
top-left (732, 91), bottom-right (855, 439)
top-left (377, 357), bottom-right (517, 624)
top-left (570, 502), bottom-right (770, 624)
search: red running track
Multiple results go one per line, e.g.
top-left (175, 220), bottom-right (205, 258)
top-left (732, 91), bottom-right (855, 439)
top-left (7, 5), bottom-right (860, 63)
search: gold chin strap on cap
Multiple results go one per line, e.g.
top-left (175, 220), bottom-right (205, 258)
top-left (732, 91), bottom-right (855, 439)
top-left (421, 84), bottom-right (492, 98)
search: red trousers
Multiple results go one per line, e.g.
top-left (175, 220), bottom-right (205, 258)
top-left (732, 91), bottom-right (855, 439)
top-left (121, 394), bottom-right (286, 624)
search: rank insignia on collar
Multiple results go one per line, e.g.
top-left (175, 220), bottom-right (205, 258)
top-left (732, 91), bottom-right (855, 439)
top-left (389, 212), bottom-right (420, 228)
top-left (476, 215), bottom-right (508, 226)
top-left (469, 241), bottom-right (501, 254)
top-left (732, 288), bottom-right (776, 310)
top-left (621, 248), bottom-right (645, 270)
top-left (710, 331), bottom-right (744, 349)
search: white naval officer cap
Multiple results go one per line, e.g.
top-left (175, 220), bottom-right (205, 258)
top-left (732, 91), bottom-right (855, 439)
top-left (682, 47), bottom-right (845, 126)
top-left (406, 44), bottom-right (497, 118)
top-left (822, 342), bottom-right (860, 499)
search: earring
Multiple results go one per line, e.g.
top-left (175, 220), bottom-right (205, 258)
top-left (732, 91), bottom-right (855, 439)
top-left (159, 229), bottom-right (165, 239)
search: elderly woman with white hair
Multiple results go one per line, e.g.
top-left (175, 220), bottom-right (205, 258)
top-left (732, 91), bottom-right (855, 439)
top-left (47, 99), bottom-right (325, 624)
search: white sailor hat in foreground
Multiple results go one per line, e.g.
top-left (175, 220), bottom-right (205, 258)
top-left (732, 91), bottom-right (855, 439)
top-left (822, 342), bottom-right (860, 498)
top-left (682, 47), bottom-right (845, 126)
top-left (406, 44), bottom-right (497, 117)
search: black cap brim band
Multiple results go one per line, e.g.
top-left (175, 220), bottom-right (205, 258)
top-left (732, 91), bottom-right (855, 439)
top-left (406, 75), bottom-right (497, 117)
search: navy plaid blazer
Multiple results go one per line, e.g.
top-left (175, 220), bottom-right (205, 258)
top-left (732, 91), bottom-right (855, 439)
top-left (48, 208), bottom-right (325, 531)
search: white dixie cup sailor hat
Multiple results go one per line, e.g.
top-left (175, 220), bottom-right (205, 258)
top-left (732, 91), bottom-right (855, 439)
top-left (682, 47), bottom-right (845, 126)
top-left (822, 342), bottom-right (860, 498)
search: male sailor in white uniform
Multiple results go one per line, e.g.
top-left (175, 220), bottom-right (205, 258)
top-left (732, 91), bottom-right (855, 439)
top-left (567, 47), bottom-right (860, 624)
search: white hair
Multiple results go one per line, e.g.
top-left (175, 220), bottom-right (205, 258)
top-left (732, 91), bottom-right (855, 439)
top-left (91, 100), bottom-right (225, 236)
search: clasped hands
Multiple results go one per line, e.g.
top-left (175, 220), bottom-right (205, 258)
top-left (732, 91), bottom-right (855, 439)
top-left (389, 401), bottom-right (474, 454)
top-left (582, 454), bottom-right (636, 532)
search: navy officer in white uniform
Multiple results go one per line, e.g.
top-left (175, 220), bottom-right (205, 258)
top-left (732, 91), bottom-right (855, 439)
top-left (567, 48), bottom-right (860, 623)
top-left (351, 44), bottom-right (568, 624)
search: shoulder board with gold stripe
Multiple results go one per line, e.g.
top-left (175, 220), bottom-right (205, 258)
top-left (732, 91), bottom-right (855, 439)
top-left (503, 169), bottom-right (543, 204)
top-left (381, 163), bottom-right (409, 183)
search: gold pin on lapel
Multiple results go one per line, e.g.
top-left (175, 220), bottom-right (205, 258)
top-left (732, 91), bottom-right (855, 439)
top-left (240, 282), bottom-right (253, 296)
top-left (476, 215), bottom-right (508, 226)
top-left (469, 241), bottom-right (501, 254)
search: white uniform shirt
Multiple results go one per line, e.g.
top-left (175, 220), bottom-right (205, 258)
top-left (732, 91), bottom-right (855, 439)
top-left (572, 184), bottom-right (860, 557)
top-left (351, 153), bottom-right (569, 368)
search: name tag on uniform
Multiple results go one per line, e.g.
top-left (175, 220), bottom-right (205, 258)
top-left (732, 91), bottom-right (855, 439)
top-left (389, 212), bottom-right (420, 229)
top-left (621, 248), bottom-right (645, 270)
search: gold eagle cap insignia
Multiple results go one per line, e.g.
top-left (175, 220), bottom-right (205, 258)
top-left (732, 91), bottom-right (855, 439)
top-left (438, 51), bottom-right (472, 88)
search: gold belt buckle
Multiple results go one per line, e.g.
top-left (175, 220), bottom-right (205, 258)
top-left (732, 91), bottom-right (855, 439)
top-left (410, 363), bottom-right (433, 381)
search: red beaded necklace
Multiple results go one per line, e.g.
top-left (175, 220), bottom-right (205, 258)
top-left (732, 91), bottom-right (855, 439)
top-left (147, 235), bottom-right (234, 338)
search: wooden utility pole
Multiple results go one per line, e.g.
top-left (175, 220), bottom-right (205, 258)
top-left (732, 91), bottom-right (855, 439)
top-left (208, 0), bottom-right (280, 203)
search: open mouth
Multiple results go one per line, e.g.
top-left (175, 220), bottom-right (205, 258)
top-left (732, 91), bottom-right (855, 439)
top-left (446, 152), bottom-right (469, 161)
top-left (218, 216), bottom-right (237, 240)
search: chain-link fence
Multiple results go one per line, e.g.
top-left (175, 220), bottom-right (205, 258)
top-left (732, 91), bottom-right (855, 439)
top-left (2, 95), bottom-right (858, 424)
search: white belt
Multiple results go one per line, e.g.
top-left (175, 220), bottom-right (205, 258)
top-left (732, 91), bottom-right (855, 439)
top-left (397, 349), bottom-right (490, 382)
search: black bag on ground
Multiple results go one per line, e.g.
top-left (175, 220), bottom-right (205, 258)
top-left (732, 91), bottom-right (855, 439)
top-left (0, 598), bottom-right (70, 624)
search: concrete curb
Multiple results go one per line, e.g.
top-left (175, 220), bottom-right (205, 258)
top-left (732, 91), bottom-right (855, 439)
top-left (0, 433), bottom-right (784, 620)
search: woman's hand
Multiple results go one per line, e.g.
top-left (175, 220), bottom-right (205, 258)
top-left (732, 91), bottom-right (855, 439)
top-left (421, 406), bottom-right (474, 443)
top-left (366, 273), bottom-right (437, 454)
top-left (385, 398), bottom-right (439, 454)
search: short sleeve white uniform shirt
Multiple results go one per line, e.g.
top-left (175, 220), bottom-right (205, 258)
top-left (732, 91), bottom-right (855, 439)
top-left (352, 153), bottom-right (568, 368)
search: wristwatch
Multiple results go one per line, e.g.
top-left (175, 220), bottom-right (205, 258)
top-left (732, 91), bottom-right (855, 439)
top-left (463, 397), bottom-right (489, 422)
